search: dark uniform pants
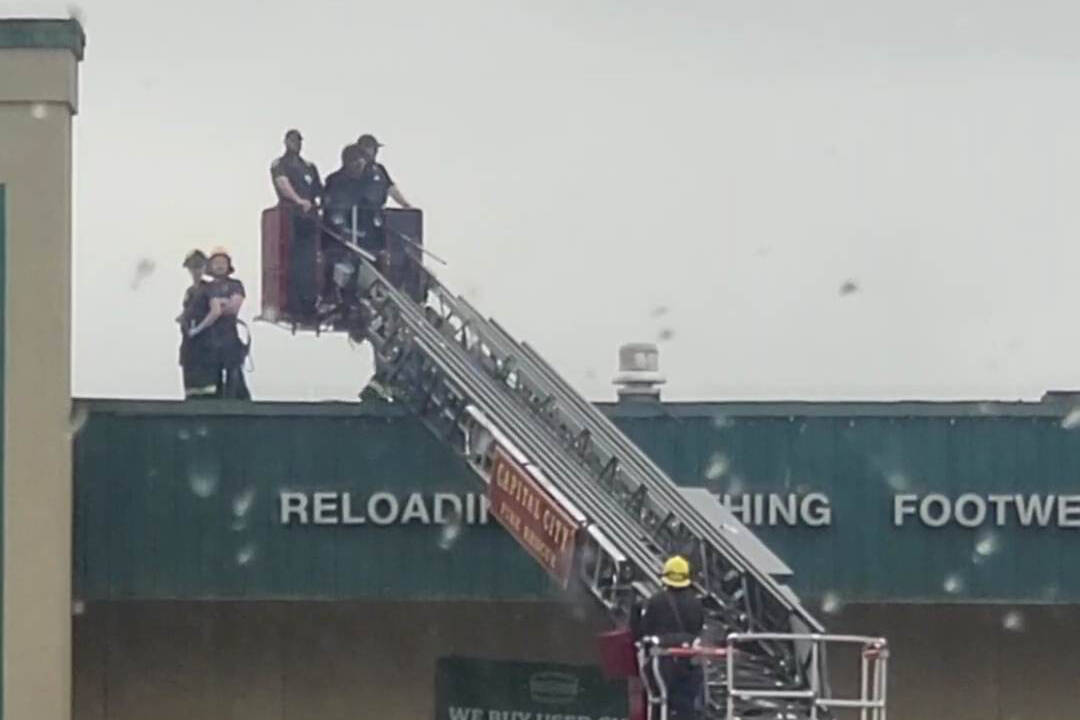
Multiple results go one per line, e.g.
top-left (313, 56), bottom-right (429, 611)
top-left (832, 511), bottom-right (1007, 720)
top-left (661, 658), bottom-right (703, 720)
top-left (181, 335), bottom-right (218, 399)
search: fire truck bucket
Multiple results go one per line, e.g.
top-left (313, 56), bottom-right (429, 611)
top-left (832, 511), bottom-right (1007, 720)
top-left (596, 628), bottom-right (637, 678)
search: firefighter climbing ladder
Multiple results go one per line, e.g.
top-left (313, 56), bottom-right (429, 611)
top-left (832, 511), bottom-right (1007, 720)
top-left (351, 256), bottom-right (887, 719)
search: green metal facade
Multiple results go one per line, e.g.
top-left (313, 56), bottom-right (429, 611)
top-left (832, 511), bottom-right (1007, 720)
top-left (74, 399), bottom-right (1080, 604)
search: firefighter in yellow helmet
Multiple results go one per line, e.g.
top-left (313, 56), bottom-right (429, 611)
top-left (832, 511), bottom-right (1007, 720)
top-left (633, 556), bottom-right (705, 720)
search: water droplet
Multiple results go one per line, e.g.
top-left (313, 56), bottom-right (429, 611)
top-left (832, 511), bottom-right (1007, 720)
top-left (839, 279), bottom-right (859, 296)
top-left (726, 476), bottom-right (746, 495)
top-left (236, 544), bottom-right (256, 566)
top-left (704, 453), bottom-right (729, 481)
top-left (886, 472), bottom-right (911, 492)
top-left (66, 3), bottom-right (86, 25)
top-left (72, 599), bottom-right (85, 616)
top-left (232, 488), bottom-right (256, 517)
top-left (68, 404), bottom-right (89, 438)
top-left (975, 530), bottom-right (1000, 557)
top-left (943, 574), bottom-right (964, 594)
top-left (177, 428), bottom-right (191, 441)
top-left (650, 306), bottom-right (670, 318)
top-left (710, 415), bottom-right (734, 430)
top-left (196, 425), bottom-right (209, 438)
top-left (189, 471), bottom-right (218, 498)
top-left (30, 103), bottom-right (48, 120)
top-left (231, 518), bottom-right (247, 532)
top-left (1002, 610), bottom-right (1024, 632)
top-left (821, 592), bottom-right (842, 615)
top-left (130, 257), bottom-right (156, 290)
top-left (438, 511), bottom-right (463, 551)
top-left (1042, 584), bottom-right (1060, 602)
top-left (657, 328), bottom-right (674, 342)
top-left (1062, 408), bottom-right (1080, 430)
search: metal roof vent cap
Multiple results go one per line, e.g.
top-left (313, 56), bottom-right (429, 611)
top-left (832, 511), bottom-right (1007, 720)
top-left (614, 343), bottom-right (666, 402)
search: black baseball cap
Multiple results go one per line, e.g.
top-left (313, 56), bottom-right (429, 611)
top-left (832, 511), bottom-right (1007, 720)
top-left (183, 249), bottom-right (207, 268)
top-left (357, 133), bottom-right (383, 149)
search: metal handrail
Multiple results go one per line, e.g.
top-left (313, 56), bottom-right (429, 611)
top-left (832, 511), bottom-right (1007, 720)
top-left (638, 633), bottom-right (889, 720)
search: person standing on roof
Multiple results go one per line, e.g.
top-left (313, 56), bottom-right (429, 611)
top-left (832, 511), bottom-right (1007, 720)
top-left (633, 556), bottom-right (705, 720)
top-left (270, 129), bottom-right (323, 321)
top-left (177, 250), bottom-right (216, 399)
top-left (187, 247), bottom-right (251, 400)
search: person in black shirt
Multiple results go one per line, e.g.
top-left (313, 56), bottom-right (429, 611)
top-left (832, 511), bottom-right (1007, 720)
top-left (177, 250), bottom-right (217, 399)
top-left (187, 247), bottom-right (251, 400)
top-left (271, 129), bottom-right (322, 211)
top-left (355, 133), bottom-right (411, 211)
top-left (633, 556), bottom-right (705, 720)
top-left (270, 129), bottom-right (323, 320)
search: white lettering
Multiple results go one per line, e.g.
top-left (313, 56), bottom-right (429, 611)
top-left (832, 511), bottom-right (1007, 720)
top-left (449, 709), bottom-right (473, 720)
top-left (1058, 495), bottom-right (1080, 528)
top-left (313, 492), bottom-right (339, 525)
top-left (401, 493), bottom-right (432, 524)
top-left (723, 494), bottom-right (751, 524)
top-left (988, 495), bottom-right (1013, 526)
top-left (479, 494), bottom-right (491, 524)
top-left (434, 493), bottom-right (462, 524)
top-left (753, 494), bottom-right (765, 525)
top-left (1015, 494), bottom-right (1055, 527)
top-left (280, 492), bottom-right (309, 525)
top-left (920, 494), bottom-right (951, 527)
top-left (769, 494), bottom-right (798, 526)
top-left (368, 492), bottom-right (400, 525)
top-left (341, 492), bottom-right (365, 525)
top-left (954, 494), bottom-right (987, 528)
top-left (894, 494), bottom-right (918, 526)
top-left (802, 493), bottom-right (832, 527)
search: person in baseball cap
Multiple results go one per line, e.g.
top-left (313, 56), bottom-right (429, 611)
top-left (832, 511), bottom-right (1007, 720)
top-left (178, 249), bottom-right (215, 399)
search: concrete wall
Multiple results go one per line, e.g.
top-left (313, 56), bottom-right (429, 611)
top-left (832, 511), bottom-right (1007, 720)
top-left (73, 601), bottom-right (1080, 720)
top-left (0, 43), bottom-right (80, 720)
top-left (73, 601), bottom-right (610, 720)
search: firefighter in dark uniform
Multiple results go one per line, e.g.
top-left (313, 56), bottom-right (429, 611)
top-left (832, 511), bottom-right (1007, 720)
top-left (633, 556), bottom-right (705, 720)
top-left (270, 128), bottom-right (322, 321)
top-left (177, 250), bottom-right (217, 399)
top-left (353, 133), bottom-right (412, 255)
top-left (187, 247), bottom-right (251, 400)
top-left (320, 143), bottom-right (369, 306)
top-left (351, 134), bottom-right (414, 402)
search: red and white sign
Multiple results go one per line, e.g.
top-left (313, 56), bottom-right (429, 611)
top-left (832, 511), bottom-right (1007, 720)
top-left (488, 448), bottom-right (579, 588)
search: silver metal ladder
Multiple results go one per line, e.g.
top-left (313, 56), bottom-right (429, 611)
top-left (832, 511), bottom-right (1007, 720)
top-left (349, 254), bottom-right (883, 719)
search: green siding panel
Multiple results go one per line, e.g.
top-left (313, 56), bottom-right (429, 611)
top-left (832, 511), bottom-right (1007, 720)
top-left (74, 402), bottom-right (1080, 603)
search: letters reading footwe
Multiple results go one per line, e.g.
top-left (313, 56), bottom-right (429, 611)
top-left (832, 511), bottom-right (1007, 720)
top-left (488, 448), bottom-right (580, 588)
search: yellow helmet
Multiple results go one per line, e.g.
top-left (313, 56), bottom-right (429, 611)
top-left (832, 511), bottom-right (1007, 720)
top-left (661, 555), bottom-right (691, 588)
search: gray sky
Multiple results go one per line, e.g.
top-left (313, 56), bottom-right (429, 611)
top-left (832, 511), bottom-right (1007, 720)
top-left (11, 0), bottom-right (1080, 401)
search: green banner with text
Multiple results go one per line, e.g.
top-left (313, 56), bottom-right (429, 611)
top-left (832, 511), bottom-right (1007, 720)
top-left (435, 657), bottom-right (627, 720)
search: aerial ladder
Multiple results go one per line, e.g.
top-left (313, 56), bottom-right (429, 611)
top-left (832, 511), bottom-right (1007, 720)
top-left (260, 207), bottom-right (889, 720)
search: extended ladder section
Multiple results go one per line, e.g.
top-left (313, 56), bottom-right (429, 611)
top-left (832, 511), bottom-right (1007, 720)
top-left (350, 255), bottom-right (860, 719)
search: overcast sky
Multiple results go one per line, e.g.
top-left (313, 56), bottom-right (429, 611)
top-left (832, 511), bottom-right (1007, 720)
top-left (10, 0), bottom-right (1080, 402)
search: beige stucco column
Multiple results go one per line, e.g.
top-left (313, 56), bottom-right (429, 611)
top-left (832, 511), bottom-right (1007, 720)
top-left (0, 18), bottom-right (84, 720)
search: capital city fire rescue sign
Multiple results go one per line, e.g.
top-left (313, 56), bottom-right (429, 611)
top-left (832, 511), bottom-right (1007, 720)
top-left (488, 448), bottom-right (579, 588)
